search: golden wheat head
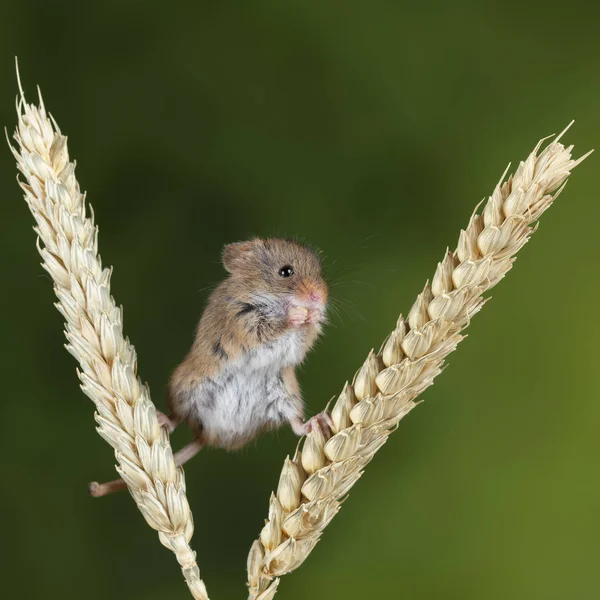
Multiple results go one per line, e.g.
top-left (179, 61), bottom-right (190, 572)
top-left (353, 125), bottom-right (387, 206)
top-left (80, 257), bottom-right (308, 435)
top-left (8, 69), bottom-right (209, 600)
top-left (246, 127), bottom-right (590, 600)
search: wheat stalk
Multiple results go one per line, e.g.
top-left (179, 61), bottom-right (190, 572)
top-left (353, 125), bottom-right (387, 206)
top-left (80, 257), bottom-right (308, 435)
top-left (246, 129), bottom-right (591, 600)
top-left (9, 71), bottom-right (210, 600)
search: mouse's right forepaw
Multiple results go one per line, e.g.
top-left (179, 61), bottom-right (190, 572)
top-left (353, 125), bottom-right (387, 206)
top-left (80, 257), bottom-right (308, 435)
top-left (302, 412), bottom-right (334, 438)
top-left (288, 305), bottom-right (309, 327)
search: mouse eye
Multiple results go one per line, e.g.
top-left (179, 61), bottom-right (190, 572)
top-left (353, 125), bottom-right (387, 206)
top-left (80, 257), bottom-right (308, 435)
top-left (278, 265), bottom-right (294, 278)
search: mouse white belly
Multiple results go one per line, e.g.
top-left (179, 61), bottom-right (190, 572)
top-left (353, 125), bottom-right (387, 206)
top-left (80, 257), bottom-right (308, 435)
top-left (187, 330), bottom-right (306, 449)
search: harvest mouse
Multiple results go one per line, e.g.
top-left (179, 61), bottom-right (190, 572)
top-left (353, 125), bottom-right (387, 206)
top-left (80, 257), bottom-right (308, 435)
top-left (90, 237), bottom-right (331, 497)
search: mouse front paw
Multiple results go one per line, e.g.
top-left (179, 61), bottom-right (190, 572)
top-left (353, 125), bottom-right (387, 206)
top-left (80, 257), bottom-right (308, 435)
top-left (288, 305), bottom-right (309, 327)
top-left (293, 412), bottom-right (334, 438)
top-left (307, 308), bottom-right (324, 325)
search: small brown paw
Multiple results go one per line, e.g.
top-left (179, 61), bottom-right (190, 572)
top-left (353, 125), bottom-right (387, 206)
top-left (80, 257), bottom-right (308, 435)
top-left (88, 482), bottom-right (100, 497)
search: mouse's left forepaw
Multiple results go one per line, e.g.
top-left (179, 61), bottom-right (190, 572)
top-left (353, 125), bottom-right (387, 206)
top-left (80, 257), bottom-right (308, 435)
top-left (306, 308), bottom-right (323, 325)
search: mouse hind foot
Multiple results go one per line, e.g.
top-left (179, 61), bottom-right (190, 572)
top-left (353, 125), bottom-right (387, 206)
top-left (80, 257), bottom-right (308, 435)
top-left (88, 438), bottom-right (204, 498)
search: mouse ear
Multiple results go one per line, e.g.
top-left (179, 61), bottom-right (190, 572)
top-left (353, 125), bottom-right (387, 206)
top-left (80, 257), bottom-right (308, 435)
top-left (222, 240), bottom-right (257, 273)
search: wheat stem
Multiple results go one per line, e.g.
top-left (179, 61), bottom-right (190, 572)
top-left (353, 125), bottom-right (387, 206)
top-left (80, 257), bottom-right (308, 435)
top-left (9, 72), bottom-right (209, 600)
top-left (246, 126), bottom-right (591, 600)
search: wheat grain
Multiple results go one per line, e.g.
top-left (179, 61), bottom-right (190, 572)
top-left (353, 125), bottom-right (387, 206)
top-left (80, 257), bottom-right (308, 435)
top-left (9, 69), bottom-right (210, 600)
top-left (246, 127), bottom-right (591, 600)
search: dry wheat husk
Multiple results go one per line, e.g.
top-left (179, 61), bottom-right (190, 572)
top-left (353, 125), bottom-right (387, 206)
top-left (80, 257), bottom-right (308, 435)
top-left (9, 74), bottom-right (209, 600)
top-left (246, 127), bottom-right (591, 600)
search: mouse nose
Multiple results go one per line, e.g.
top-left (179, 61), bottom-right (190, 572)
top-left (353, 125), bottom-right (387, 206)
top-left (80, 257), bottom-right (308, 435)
top-left (298, 283), bottom-right (327, 308)
top-left (309, 290), bottom-right (324, 305)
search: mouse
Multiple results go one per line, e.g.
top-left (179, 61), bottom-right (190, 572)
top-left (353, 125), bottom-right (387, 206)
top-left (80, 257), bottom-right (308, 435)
top-left (89, 237), bottom-right (332, 497)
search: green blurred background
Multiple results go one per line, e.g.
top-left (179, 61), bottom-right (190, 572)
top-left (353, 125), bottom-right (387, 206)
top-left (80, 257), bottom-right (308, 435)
top-left (1, 1), bottom-right (599, 598)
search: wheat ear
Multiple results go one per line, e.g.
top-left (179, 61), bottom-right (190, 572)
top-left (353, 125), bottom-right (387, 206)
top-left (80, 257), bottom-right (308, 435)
top-left (9, 75), bottom-right (210, 600)
top-left (247, 128), bottom-right (591, 600)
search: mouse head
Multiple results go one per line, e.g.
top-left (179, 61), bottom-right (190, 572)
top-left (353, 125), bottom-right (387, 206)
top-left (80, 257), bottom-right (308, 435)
top-left (222, 238), bottom-right (328, 314)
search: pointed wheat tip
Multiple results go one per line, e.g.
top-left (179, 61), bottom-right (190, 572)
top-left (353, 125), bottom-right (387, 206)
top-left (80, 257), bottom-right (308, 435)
top-left (4, 126), bottom-right (13, 151)
top-left (573, 148), bottom-right (594, 167)
top-left (552, 180), bottom-right (569, 201)
top-left (496, 162), bottom-right (511, 188)
top-left (535, 132), bottom-right (557, 153)
top-left (37, 85), bottom-right (46, 114)
top-left (49, 112), bottom-right (61, 134)
top-left (292, 437), bottom-right (304, 458)
top-left (15, 56), bottom-right (25, 103)
top-left (554, 120), bottom-right (575, 144)
top-left (470, 197), bottom-right (486, 219)
top-left (324, 394), bottom-right (336, 412)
